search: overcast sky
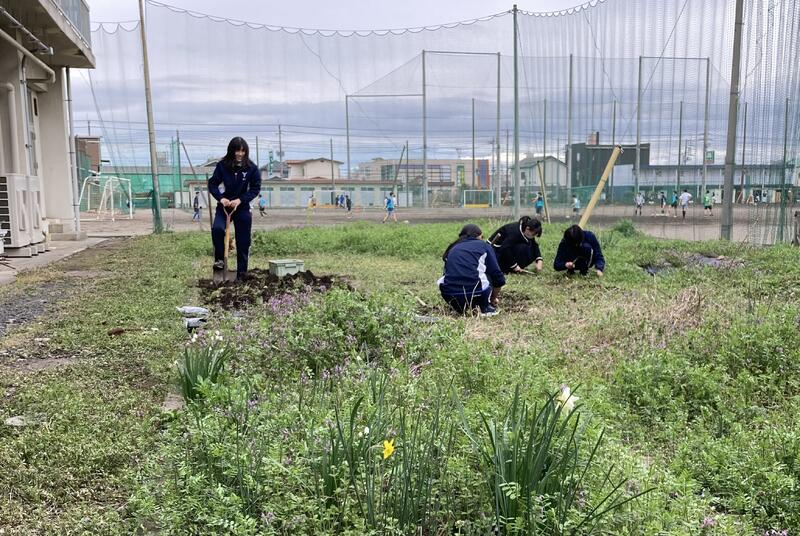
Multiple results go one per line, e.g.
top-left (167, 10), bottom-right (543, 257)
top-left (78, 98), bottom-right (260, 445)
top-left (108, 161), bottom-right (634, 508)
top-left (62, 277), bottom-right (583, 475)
top-left (88, 0), bottom-right (577, 28)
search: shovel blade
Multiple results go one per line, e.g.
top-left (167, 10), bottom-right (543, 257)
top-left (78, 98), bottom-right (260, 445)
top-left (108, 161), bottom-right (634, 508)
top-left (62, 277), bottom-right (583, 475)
top-left (212, 265), bottom-right (225, 284)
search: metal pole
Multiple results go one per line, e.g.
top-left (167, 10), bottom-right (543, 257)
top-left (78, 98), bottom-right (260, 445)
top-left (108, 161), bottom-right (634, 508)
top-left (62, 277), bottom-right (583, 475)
top-left (778, 97), bottom-right (790, 242)
top-left (138, 0), bottom-right (162, 232)
top-left (472, 97), bottom-right (476, 189)
top-left (702, 57), bottom-right (710, 195)
top-left (176, 129), bottom-right (182, 208)
top-left (405, 140), bottom-right (409, 203)
top-left (721, 0), bottom-right (744, 240)
top-left (66, 67), bottom-right (81, 234)
top-left (496, 52), bottom-right (501, 207)
top-left (278, 124), bottom-right (283, 178)
top-left (567, 53), bottom-right (574, 204)
top-left (422, 50), bottom-right (428, 208)
top-left (636, 55), bottom-right (642, 196)
top-left (543, 98), bottom-right (547, 202)
top-left (345, 96), bottom-right (351, 180)
top-left (506, 128), bottom-right (510, 196)
top-left (513, 5), bottom-right (520, 220)
top-left (739, 101), bottom-right (748, 202)
top-left (677, 101), bottom-right (683, 192)
top-left (255, 135), bottom-right (259, 168)
top-left (330, 138), bottom-right (335, 190)
top-left (610, 99), bottom-right (616, 202)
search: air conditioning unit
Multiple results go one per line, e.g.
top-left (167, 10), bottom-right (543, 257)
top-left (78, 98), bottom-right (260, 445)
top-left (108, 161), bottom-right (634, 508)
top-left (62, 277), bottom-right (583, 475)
top-left (0, 174), bottom-right (39, 250)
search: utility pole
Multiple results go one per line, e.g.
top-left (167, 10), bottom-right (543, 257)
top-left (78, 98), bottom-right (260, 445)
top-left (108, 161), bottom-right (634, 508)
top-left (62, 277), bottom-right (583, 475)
top-left (513, 5), bottom-right (520, 219)
top-left (255, 135), bottom-right (260, 168)
top-left (506, 128), bottom-right (510, 195)
top-left (721, 0), bottom-right (744, 240)
top-left (139, 0), bottom-right (162, 232)
top-left (567, 53), bottom-right (574, 204)
top-left (610, 99), bottom-right (616, 202)
top-left (543, 98), bottom-right (547, 197)
top-left (702, 58), bottom-right (710, 195)
top-left (496, 51), bottom-right (501, 207)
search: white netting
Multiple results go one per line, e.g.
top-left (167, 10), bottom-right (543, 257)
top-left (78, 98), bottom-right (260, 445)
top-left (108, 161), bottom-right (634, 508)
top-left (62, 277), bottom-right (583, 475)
top-left (72, 0), bottom-right (800, 241)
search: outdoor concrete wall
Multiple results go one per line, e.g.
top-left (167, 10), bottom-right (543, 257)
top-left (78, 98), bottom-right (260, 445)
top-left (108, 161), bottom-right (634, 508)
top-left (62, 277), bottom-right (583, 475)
top-left (37, 68), bottom-right (74, 228)
top-left (0, 42), bottom-right (25, 176)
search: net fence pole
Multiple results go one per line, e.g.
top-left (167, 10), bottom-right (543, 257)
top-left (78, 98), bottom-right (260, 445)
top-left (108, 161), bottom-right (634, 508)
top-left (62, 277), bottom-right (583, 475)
top-left (496, 51), bottom-right (501, 208)
top-left (778, 97), bottom-right (790, 242)
top-left (472, 97), bottom-right (476, 189)
top-left (722, 0), bottom-right (745, 240)
top-left (278, 124), bottom-right (283, 178)
top-left (636, 55), bottom-right (642, 196)
top-left (567, 53), bottom-right (573, 206)
top-left (422, 50), bottom-right (428, 208)
top-left (139, 0), bottom-right (163, 232)
top-left (702, 57), bottom-right (710, 196)
top-left (610, 99), bottom-right (616, 202)
top-left (543, 98), bottom-right (547, 203)
top-left (739, 101), bottom-right (747, 203)
top-left (677, 101), bottom-right (683, 192)
top-left (345, 95), bottom-right (351, 179)
top-left (513, 5), bottom-right (520, 220)
top-left (177, 129), bottom-right (182, 208)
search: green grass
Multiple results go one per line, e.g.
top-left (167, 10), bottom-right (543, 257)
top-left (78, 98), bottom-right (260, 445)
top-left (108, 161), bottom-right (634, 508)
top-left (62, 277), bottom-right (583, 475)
top-left (0, 221), bottom-right (798, 534)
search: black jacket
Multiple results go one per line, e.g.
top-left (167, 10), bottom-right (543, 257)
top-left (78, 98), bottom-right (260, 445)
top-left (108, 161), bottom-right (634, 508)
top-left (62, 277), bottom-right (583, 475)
top-left (488, 222), bottom-right (542, 273)
top-left (553, 230), bottom-right (605, 274)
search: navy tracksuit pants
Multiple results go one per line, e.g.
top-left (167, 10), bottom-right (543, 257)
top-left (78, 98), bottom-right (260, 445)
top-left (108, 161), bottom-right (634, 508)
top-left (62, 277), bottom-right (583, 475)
top-left (212, 207), bottom-right (252, 275)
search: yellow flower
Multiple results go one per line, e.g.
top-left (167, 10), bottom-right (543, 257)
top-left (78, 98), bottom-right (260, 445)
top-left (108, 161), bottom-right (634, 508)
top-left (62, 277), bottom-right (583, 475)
top-left (555, 385), bottom-right (579, 414)
top-left (383, 438), bottom-right (396, 459)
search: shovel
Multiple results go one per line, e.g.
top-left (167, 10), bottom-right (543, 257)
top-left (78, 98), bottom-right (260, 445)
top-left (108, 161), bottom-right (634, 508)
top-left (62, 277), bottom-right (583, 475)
top-left (213, 205), bottom-right (237, 283)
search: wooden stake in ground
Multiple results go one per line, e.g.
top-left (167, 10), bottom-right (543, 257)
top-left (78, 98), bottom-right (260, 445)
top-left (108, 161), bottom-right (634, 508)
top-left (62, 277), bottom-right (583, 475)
top-left (579, 145), bottom-right (623, 228)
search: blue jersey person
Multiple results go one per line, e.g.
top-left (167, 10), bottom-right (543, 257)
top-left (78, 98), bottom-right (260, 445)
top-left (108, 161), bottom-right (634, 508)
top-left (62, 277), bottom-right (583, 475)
top-left (438, 224), bottom-right (506, 316)
top-left (208, 137), bottom-right (262, 279)
top-left (553, 224), bottom-right (605, 277)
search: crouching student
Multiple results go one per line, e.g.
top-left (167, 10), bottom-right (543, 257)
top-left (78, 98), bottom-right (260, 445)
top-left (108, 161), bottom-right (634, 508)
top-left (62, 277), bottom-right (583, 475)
top-left (438, 224), bottom-right (506, 316)
top-left (553, 224), bottom-right (605, 277)
top-left (488, 216), bottom-right (543, 274)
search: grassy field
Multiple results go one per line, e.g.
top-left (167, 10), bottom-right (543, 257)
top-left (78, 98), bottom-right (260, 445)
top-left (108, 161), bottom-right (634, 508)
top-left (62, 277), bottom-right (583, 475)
top-left (0, 220), bottom-right (798, 535)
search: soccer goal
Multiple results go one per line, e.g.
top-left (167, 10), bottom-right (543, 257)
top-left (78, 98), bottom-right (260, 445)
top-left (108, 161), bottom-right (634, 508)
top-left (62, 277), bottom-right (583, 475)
top-left (462, 189), bottom-right (494, 208)
top-left (79, 174), bottom-right (134, 221)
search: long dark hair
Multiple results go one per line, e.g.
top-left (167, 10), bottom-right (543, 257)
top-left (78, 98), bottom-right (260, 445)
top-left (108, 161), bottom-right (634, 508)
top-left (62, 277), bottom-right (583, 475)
top-left (442, 224), bottom-right (482, 261)
top-left (221, 137), bottom-right (253, 169)
top-left (521, 216), bottom-right (542, 238)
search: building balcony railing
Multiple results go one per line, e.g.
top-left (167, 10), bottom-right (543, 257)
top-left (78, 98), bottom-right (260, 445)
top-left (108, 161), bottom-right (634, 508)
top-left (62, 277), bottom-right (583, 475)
top-left (51, 0), bottom-right (91, 47)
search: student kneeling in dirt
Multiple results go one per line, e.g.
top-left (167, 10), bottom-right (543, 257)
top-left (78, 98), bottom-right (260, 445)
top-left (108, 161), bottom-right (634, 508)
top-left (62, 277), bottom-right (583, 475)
top-left (553, 224), bottom-right (605, 277)
top-left (438, 224), bottom-right (506, 316)
top-left (488, 216), bottom-right (543, 274)
top-left (208, 137), bottom-right (262, 279)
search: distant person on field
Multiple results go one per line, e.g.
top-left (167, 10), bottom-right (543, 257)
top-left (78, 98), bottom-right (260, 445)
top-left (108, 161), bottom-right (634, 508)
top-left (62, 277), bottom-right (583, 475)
top-left (659, 191), bottom-right (667, 214)
top-left (438, 224), bottom-right (505, 316)
top-left (345, 194), bottom-right (352, 219)
top-left (572, 195), bottom-right (581, 218)
top-left (382, 192), bottom-right (398, 223)
top-left (208, 136), bottom-right (262, 279)
top-left (488, 216), bottom-right (544, 274)
top-left (670, 190), bottom-right (679, 217)
top-left (258, 193), bottom-right (267, 217)
top-left (679, 189), bottom-right (692, 219)
top-left (634, 191), bottom-right (645, 216)
top-left (192, 191), bottom-right (201, 221)
top-left (535, 193), bottom-right (545, 216)
top-left (703, 190), bottom-right (713, 216)
top-left (554, 224), bottom-right (605, 277)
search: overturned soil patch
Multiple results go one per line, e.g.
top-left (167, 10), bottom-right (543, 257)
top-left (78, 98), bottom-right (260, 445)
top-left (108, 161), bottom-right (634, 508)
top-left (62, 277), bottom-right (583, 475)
top-left (198, 269), bottom-right (350, 310)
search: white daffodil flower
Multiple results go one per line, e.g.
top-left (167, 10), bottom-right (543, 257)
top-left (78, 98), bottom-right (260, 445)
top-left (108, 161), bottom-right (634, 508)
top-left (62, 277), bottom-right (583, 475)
top-left (556, 385), bottom-right (579, 413)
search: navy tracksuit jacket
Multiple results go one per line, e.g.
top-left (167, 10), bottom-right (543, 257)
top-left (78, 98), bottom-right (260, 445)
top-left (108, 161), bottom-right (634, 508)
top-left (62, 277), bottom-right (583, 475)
top-left (553, 230), bottom-right (605, 275)
top-left (208, 160), bottom-right (262, 275)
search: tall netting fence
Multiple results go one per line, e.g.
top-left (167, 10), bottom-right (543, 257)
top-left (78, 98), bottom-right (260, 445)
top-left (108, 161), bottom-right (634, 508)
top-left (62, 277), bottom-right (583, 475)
top-left (73, 0), bottom-right (800, 242)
